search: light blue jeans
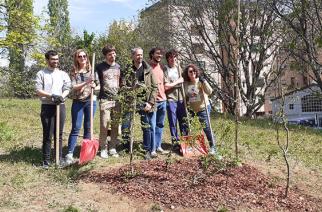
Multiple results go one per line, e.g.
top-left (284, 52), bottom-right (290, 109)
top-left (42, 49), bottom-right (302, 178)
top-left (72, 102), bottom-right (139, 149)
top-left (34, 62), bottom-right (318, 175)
top-left (153, 101), bottom-right (167, 151)
top-left (195, 105), bottom-right (217, 150)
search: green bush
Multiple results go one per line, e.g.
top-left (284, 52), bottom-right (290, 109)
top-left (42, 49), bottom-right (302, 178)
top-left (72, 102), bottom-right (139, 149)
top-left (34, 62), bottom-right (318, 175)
top-left (0, 121), bottom-right (15, 143)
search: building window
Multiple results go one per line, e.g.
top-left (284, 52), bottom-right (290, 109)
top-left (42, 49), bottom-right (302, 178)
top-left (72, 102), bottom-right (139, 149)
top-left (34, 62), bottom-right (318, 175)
top-left (192, 43), bottom-right (204, 54)
top-left (301, 94), bottom-right (322, 112)
top-left (289, 104), bottom-right (294, 110)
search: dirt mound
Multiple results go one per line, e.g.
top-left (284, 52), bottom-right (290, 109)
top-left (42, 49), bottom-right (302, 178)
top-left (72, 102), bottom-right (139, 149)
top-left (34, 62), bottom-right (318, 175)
top-left (82, 158), bottom-right (320, 211)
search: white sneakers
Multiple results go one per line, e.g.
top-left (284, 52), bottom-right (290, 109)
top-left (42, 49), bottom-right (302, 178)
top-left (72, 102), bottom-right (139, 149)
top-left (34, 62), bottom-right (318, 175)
top-left (100, 148), bottom-right (119, 159)
top-left (100, 149), bottom-right (109, 159)
top-left (156, 147), bottom-right (169, 155)
top-left (151, 151), bottom-right (158, 158)
top-left (209, 147), bottom-right (223, 160)
top-left (64, 153), bottom-right (75, 165)
top-left (109, 148), bottom-right (119, 158)
top-left (209, 146), bottom-right (216, 155)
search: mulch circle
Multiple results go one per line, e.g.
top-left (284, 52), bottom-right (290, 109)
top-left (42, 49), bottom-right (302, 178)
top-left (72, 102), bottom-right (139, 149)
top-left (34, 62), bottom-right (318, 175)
top-left (81, 158), bottom-right (320, 211)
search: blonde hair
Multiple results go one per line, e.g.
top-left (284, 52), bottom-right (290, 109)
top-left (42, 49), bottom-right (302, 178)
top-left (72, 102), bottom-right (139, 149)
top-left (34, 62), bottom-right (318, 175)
top-left (71, 49), bottom-right (92, 77)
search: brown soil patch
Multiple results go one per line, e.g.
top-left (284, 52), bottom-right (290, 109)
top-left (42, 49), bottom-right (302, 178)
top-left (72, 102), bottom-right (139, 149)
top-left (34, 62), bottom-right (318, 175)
top-left (82, 158), bottom-right (321, 211)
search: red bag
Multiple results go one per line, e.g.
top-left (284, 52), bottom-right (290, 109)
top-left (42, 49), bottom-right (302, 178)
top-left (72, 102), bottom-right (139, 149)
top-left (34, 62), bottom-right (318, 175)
top-left (180, 134), bottom-right (208, 157)
top-left (79, 138), bottom-right (99, 165)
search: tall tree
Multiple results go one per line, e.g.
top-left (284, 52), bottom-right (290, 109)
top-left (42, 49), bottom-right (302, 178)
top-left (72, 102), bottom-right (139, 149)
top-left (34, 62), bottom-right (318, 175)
top-left (0, 0), bottom-right (38, 97)
top-left (106, 20), bottom-right (142, 68)
top-left (74, 30), bottom-right (95, 54)
top-left (139, 0), bottom-right (283, 116)
top-left (47, 0), bottom-right (73, 72)
top-left (48, 0), bottom-right (71, 45)
top-left (271, 0), bottom-right (322, 91)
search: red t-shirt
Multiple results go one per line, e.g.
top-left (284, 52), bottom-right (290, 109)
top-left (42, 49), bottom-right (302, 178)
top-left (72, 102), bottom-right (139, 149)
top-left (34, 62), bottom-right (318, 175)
top-left (151, 63), bottom-right (166, 101)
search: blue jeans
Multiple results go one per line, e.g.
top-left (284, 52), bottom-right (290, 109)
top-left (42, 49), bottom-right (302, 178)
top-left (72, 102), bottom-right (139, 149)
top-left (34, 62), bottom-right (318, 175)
top-left (194, 105), bottom-right (217, 149)
top-left (154, 101), bottom-right (166, 151)
top-left (167, 100), bottom-right (188, 142)
top-left (139, 110), bottom-right (156, 152)
top-left (67, 100), bottom-right (97, 155)
top-left (122, 109), bottom-right (156, 152)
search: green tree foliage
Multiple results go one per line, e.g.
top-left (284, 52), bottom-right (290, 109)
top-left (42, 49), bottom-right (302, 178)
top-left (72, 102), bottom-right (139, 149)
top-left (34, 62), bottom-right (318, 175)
top-left (47, 0), bottom-right (71, 45)
top-left (137, 0), bottom-right (172, 53)
top-left (271, 0), bottom-right (322, 91)
top-left (47, 0), bottom-right (73, 72)
top-left (74, 30), bottom-right (95, 55)
top-left (0, 0), bottom-right (39, 98)
top-left (108, 20), bottom-right (142, 67)
top-left (94, 20), bottom-right (142, 68)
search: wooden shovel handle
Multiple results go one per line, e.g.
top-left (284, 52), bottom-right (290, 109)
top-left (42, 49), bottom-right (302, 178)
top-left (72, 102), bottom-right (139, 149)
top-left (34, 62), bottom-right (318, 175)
top-left (55, 104), bottom-right (60, 165)
top-left (90, 53), bottom-right (95, 139)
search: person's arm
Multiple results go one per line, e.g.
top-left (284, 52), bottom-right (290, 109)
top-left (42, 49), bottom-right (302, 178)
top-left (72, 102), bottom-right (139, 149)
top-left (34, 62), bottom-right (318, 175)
top-left (164, 77), bottom-right (184, 90)
top-left (200, 77), bottom-right (213, 95)
top-left (72, 81), bottom-right (91, 90)
top-left (62, 72), bottom-right (72, 99)
top-left (36, 89), bottom-right (51, 98)
top-left (145, 71), bottom-right (158, 112)
top-left (35, 71), bottom-right (52, 98)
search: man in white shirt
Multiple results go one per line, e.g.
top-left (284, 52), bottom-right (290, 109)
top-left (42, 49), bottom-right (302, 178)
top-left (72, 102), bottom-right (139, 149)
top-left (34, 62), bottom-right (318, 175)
top-left (35, 50), bottom-right (71, 169)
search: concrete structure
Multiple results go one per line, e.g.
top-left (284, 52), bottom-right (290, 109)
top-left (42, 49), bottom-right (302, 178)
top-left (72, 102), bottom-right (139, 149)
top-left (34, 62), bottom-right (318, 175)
top-left (272, 84), bottom-right (322, 126)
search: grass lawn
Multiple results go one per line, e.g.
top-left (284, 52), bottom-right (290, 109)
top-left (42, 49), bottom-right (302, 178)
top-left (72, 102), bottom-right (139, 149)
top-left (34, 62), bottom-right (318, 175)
top-left (0, 98), bottom-right (321, 211)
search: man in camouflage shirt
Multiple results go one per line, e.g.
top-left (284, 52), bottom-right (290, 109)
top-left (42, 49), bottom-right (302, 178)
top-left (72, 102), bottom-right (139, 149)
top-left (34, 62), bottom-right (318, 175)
top-left (95, 44), bottom-right (122, 159)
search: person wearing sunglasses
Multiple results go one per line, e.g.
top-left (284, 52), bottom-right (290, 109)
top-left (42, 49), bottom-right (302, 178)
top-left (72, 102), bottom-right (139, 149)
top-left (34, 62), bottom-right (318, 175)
top-left (65, 49), bottom-right (98, 165)
top-left (182, 64), bottom-right (220, 156)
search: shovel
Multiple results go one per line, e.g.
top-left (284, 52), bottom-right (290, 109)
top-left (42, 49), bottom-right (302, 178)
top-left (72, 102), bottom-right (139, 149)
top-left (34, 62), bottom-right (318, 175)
top-left (79, 53), bottom-right (99, 165)
top-left (201, 83), bottom-right (216, 149)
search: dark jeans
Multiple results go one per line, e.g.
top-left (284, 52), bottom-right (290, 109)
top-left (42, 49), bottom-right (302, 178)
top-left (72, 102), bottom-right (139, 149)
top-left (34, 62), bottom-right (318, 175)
top-left (40, 104), bottom-right (66, 163)
top-left (121, 109), bottom-right (156, 152)
top-left (67, 100), bottom-right (97, 155)
top-left (166, 100), bottom-right (188, 142)
top-left (192, 105), bottom-right (217, 148)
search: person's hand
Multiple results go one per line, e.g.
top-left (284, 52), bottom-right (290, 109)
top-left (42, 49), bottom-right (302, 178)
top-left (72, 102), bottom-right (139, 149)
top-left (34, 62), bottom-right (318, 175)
top-left (89, 82), bottom-right (96, 88)
top-left (199, 75), bottom-right (206, 83)
top-left (85, 74), bottom-right (94, 84)
top-left (134, 82), bottom-right (146, 89)
top-left (51, 94), bottom-right (64, 104)
top-left (144, 103), bottom-right (152, 112)
top-left (177, 77), bottom-right (184, 84)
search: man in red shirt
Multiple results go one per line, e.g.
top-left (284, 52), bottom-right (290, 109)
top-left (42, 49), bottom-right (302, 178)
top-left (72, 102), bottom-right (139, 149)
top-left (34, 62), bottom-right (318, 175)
top-left (149, 47), bottom-right (169, 156)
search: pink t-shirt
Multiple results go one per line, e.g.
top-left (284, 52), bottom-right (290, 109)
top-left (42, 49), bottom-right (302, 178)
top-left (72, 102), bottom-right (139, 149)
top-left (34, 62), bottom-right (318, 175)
top-left (151, 63), bottom-right (166, 101)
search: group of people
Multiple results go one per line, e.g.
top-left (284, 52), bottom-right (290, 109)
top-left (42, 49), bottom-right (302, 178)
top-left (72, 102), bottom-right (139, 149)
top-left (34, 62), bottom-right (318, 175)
top-left (35, 45), bottom-right (219, 168)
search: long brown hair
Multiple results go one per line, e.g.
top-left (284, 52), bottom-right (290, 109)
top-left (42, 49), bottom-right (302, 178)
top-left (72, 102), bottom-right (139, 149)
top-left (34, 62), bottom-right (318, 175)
top-left (71, 49), bottom-right (92, 77)
top-left (183, 64), bottom-right (201, 82)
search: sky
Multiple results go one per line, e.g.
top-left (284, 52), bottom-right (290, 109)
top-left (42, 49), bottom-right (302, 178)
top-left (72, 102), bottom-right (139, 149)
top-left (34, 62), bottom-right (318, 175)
top-left (34, 0), bottom-right (151, 35)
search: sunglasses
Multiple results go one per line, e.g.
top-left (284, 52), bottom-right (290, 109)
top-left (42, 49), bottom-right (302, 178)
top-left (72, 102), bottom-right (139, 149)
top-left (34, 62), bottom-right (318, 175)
top-left (188, 70), bottom-right (197, 73)
top-left (78, 55), bottom-right (87, 59)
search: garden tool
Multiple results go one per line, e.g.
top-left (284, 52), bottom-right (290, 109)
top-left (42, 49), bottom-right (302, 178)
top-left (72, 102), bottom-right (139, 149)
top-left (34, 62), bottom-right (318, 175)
top-left (79, 53), bottom-right (99, 164)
